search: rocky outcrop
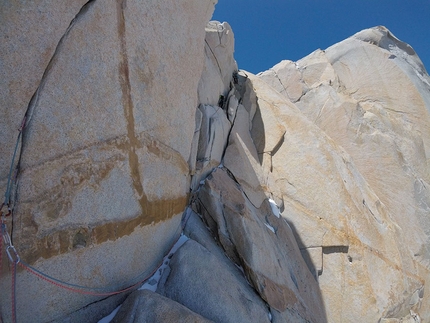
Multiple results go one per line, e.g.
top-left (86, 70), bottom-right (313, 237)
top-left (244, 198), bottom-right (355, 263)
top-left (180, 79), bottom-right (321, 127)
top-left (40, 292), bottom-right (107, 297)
top-left (197, 21), bottom-right (237, 106)
top-left (111, 289), bottom-right (213, 323)
top-left (257, 26), bottom-right (430, 322)
top-left (1, 1), bottom-right (429, 322)
top-left (195, 168), bottom-right (325, 321)
top-left (159, 231), bottom-right (271, 323)
top-left (190, 21), bottom-right (238, 190)
top-left (0, 1), bottom-right (217, 322)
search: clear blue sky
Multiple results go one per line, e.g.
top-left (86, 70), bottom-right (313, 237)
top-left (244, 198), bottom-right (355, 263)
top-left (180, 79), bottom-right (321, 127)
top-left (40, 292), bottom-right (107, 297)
top-left (212, 0), bottom-right (430, 74)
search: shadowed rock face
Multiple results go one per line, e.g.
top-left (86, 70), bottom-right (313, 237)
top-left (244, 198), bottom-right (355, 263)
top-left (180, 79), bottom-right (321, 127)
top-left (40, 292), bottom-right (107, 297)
top-left (111, 289), bottom-right (214, 323)
top-left (159, 238), bottom-right (271, 323)
top-left (195, 168), bottom-right (326, 321)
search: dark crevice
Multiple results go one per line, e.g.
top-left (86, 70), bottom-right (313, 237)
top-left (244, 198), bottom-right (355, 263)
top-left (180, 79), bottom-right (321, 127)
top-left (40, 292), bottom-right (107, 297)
top-left (22, 0), bottom-right (97, 132)
top-left (62, 292), bottom-right (129, 321)
top-left (220, 91), bottom-right (239, 161)
top-left (322, 246), bottom-right (349, 254)
top-left (205, 39), bottom-right (222, 76)
top-left (11, 0), bottom-right (97, 244)
top-left (223, 166), bottom-right (241, 187)
top-left (270, 131), bottom-right (286, 157)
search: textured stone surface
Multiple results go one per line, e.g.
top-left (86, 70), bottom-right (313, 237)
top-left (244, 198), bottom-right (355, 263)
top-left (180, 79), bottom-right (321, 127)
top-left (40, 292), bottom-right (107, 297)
top-left (255, 26), bottom-right (430, 322)
top-left (190, 20), bottom-right (237, 190)
top-left (2, 5), bottom-right (430, 323)
top-left (251, 70), bottom-right (427, 322)
top-left (197, 168), bottom-right (326, 322)
top-left (112, 289), bottom-right (213, 323)
top-left (0, 0), bottom-right (216, 322)
top-left (0, 0), bottom-right (89, 179)
top-left (224, 102), bottom-right (268, 208)
top-left (198, 21), bottom-right (237, 106)
top-left (190, 104), bottom-right (231, 190)
top-left (258, 60), bottom-right (306, 103)
top-left (159, 238), bottom-right (271, 323)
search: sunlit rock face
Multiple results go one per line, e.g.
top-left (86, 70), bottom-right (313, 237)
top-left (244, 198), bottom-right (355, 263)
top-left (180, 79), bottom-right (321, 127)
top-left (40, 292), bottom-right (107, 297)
top-left (0, 1), bottom-right (217, 322)
top-left (258, 26), bottom-right (430, 322)
top-left (1, 2), bottom-right (429, 321)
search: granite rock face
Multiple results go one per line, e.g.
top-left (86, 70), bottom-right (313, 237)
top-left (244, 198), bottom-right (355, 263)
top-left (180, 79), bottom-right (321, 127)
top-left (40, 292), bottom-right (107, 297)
top-left (198, 21), bottom-right (237, 106)
top-left (159, 237), bottom-right (271, 323)
top-left (190, 20), bottom-right (238, 190)
top-left (0, 0), bottom-right (216, 322)
top-left (257, 26), bottom-right (430, 322)
top-left (111, 289), bottom-right (213, 323)
top-left (1, 3), bottom-right (429, 322)
top-left (196, 168), bottom-right (326, 321)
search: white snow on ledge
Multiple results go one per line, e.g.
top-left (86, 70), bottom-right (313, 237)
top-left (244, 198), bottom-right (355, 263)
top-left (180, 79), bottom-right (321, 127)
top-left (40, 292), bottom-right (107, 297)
top-left (264, 222), bottom-right (276, 234)
top-left (98, 234), bottom-right (189, 323)
top-left (269, 198), bottom-right (280, 218)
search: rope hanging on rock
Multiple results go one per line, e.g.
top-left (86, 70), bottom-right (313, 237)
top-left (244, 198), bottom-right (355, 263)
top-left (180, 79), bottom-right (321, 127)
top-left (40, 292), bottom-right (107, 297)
top-left (0, 112), bottom-right (192, 321)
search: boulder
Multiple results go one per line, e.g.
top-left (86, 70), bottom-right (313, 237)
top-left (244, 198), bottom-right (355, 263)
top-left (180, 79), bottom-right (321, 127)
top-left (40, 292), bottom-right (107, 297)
top-left (0, 0), bottom-right (217, 322)
top-left (198, 21), bottom-right (237, 106)
top-left (158, 237), bottom-right (271, 323)
top-left (111, 289), bottom-right (213, 323)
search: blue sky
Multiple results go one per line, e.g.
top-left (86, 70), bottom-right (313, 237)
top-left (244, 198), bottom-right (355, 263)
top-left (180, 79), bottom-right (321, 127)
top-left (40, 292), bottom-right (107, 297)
top-left (212, 1), bottom-right (430, 74)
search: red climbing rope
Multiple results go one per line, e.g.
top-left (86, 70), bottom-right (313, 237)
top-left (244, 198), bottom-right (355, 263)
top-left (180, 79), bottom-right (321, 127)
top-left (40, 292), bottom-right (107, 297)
top-left (15, 228), bottom-right (183, 297)
top-left (17, 260), bottom-right (158, 297)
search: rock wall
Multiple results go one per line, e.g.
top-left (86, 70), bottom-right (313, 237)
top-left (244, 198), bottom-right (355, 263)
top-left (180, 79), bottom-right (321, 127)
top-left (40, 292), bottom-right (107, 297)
top-left (128, 19), bottom-right (327, 321)
top-left (1, 2), bottom-right (429, 322)
top-left (258, 26), bottom-right (430, 322)
top-left (0, 1), bottom-right (217, 322)
top-left (150, 20), bottom-right (326, 322)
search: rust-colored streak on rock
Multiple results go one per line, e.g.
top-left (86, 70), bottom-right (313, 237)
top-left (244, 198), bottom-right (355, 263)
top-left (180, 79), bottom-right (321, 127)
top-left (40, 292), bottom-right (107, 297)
top-left (116, 0), bottom-right (145, 200)
top-left (18, 194), bottom-right (188, 266)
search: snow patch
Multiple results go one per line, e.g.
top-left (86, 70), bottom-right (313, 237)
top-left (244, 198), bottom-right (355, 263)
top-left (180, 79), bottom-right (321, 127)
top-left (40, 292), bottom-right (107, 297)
top-left (269, 198), bottom-right (280, 218)
top-left (138, 234), bottom-right (188, 292)
top-left (98, 234), bottom-right (189, 322)
top-left (264, 223), bottom-right (275, 234)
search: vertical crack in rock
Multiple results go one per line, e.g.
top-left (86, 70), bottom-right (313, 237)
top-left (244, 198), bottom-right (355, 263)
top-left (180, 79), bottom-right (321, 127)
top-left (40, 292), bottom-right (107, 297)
top-left (269, 68), bottom-right (291, 101)
top-left (221, 85), bottom-right (240, 160)
top-left (205, 39), bottom-right (222, 76)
